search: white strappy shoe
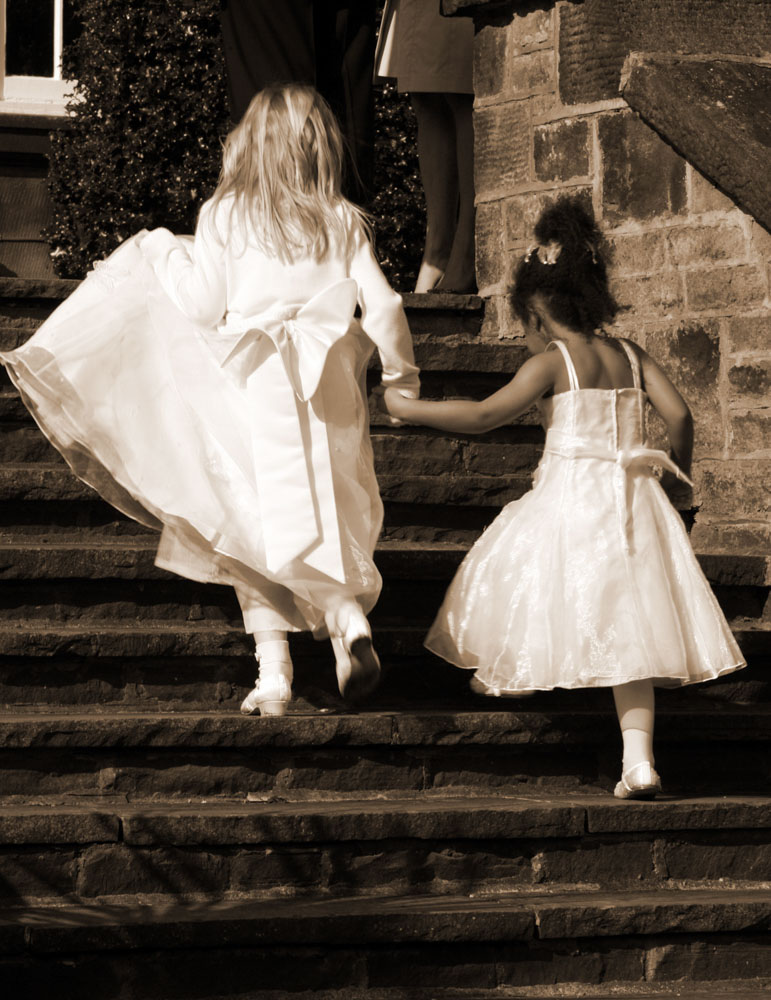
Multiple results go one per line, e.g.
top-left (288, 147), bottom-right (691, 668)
top-left (614, 761), bottom-right (662, 800)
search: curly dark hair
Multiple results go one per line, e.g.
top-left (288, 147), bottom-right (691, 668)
top-left (511, 196), bottom-right (619, 334)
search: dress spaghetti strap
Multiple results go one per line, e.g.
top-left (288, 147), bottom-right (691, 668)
top-left (548, 340), bottom-right (580, 391)
top-left (618, 338), bottom-right (642, 390)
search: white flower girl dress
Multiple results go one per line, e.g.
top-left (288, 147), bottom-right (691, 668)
top-left (1, 198), bottom-right (420, 636)
top-left (426, 339), bottom-right (745, 693)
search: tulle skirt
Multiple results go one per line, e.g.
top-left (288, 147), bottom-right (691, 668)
top-left (0, 235), bottom-right (382, 634)
top-left (425, 453), bottom-right (746, 692)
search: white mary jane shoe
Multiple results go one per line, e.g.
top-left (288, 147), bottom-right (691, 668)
top-left (614, 761), bottom-right (662, 800)
top-left (240, 675), bottom-right (292, 717)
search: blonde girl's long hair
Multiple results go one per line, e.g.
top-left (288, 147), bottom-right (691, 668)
top-left (210, 84), bottom-right (370, 263)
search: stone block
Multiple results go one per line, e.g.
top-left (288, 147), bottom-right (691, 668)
top-left (646, 937), bottom-right (771, 983)
top-left (610, 272), bottom-right (683, 316)
top-left (229, 845), bottom-right (327, 893)
top-left (558, 1), bottom-right (626, 105)
top-left (661, 836), bottom-right (771, 882)
top-left (535, 839), bottom-right (656, 887)
top-left (475, 200), bottom-right (505, 291)
top-left (474, 22), bottom-right (507, 100)
top-left (533, 118), bottom-right (591, 183)
top-left (728, 360), bottom-right (771, 402)
top-left (474, 102), bottom-right (530, 198)
top-left (666, 225), bottom-right (747, 268)
top-left (645, 323), bottom-right (722, 453)
top-left (372, 432), bottom-right (463, 476)
top-left (510, 8), bottom-right (553, 53)
top-left (691, 519), bottom-right (771, 557)
top-left (600, 112), bottom-right (687, 224)
top-left (727, 314), bottom-right (771, 354)
top-left (730, 409), bottom-right (771, 457)
top-left (689, 166), bottom-right (739, 216)
top-left (750, 220), bottom-right (771, 262)
top-left (463, 441), bottom-right (540, 475)
top-left (508, 49), bottom-right (555, 98)
top-left (694, 460), bottom-right (771, 518)
top-left (367, 944), bottom-right (499, 990)
top-left (686, 265), bottom-right (767, 313)
top-left (0, 848), bottom-right (78, 899)
top-left (76, 843), bottom-right (228, 897)
top-left (622, 56), bottom-right (771, 233)
top-left (504, 186), bottom-right (593, 247)
top-left (497, 939), bottom-right (645, 987)
top-left (608, 231), bottom-right (667, 275)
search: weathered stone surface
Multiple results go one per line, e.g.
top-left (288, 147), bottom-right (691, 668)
top-left (727, 314), bottom-right (771, 354)
top-left (622, 56), bottom-right (771, 233)
top-left (645, 322), bottom-right (722, 453)
top-left (535, 889), bottom-right (771, 940)
top-left (474, 200), bottom-right (506, 291)
top-left (730, 409), bottom-right (771, 457)
top-left (0, 277), bottom-right (78, 300)
top-left (0, 849), bottom-right (78, 899)
top-left (608, 231), bottom-right (668, 275)
top-left (558, 1), bottom-right (627, 105)
top-left (0, 809), bottom-right (119, 845)
top-left (504, 186), bottom-right (593, 247)
top-left (646, 938), bottom-right (771, 983)
top-left (533, 118), bottom-right (591, 183)
top-left (695, 461), bottom-right (771, 518)
top-left (667, 225), bottom-right (747, 268)
top-left (473, 22), bottom-right (508, 99)
top-left (535, 840), bottom-right (655, 887)
top-left (661, 837), bottom-right (771, 883)
top-left (508, 49), bottom-right (555, 98)
top-left (728, 360), bottom-right (771, 402)
top-left (600, 112), bottom-right (687, 224)
top-left (686, 265), bottom-right (767, 313)
top-left (77, 843), bottom-right (228, 898)
top-left (610, 272), bottom-right (684, 316)
top-left (474, 101), bottom-right (530, 198)
top-left (689, 165), bottom-right (740, 216)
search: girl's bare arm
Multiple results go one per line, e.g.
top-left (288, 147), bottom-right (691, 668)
top-left (637, 346), bottom-right (694, 475)
top-left (381, 351), bottom-right (559, 434)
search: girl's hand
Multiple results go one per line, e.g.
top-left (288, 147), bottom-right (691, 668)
top-left (381, 386), bottom-right (413, 420)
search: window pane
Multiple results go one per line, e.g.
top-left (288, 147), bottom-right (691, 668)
top-left (63, 1), bottom-right (82, 54)
top-left (7, 0), bottom-right (55, 77)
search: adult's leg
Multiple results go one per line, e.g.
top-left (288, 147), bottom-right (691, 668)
top-left (314, 0), bottom-right (376, 201)
top-left (410, 91), bottom-right (458, 293)
top-left (436, 92), bottom-right (475, 293)
top-left (219, 0), bottom-right (315, 121)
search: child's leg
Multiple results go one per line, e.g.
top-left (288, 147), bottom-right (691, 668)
top-left (612, 678), bottom-right (655, 768)
top-left (325, 598), bottom-right (381, 704)
top-left (236, 587), bottom-right (294, 717)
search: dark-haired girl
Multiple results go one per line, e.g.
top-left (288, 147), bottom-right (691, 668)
top-left (378, 196), bottom-right (744, 799)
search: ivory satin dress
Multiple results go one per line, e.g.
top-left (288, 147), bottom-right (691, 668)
top-left (1, 198), bottom-right (420, 635)
top-left (426, 339), bottom-right (745, 693)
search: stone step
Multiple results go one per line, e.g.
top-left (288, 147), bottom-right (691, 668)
top-left (1, 793), bottom-right (770, 904)
top-left (1, 889), bottom-right (770, 996)
top-left (0, 707), bottom-right (768, 798)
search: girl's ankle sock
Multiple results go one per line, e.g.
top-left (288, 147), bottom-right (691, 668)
top-left (621, 726), bottom-right (654, 772)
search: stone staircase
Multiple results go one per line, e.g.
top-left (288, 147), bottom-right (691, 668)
top-left (0, 278), bottom-right (769, 998)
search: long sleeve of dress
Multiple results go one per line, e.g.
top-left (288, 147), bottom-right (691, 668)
top-left (349, 227), bottom-right (420, 397)
top-left (140, 199), bottom-right (227, 328)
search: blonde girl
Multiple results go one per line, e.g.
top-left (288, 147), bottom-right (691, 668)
top-left (2, 85), bottom-right (420, 716)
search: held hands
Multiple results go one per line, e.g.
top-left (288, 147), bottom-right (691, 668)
top-left (373, 385), bottom-right (415, 425)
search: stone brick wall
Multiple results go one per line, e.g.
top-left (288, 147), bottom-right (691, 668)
top-left (467, 2), bottom-right (770, 553)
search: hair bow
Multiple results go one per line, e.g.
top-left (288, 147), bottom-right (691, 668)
top-left (524, 241), bottom-right (562, 266)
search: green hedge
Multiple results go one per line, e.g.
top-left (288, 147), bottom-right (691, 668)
top-left (47, 0), bottom-right (424, 289)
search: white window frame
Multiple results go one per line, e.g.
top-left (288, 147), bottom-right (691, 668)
top-left (0, 0), bottom-right (74, 115)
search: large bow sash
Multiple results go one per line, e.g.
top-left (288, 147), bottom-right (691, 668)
top-left (220, 279), bottom-right (358, 583)
top-left (543, 440), bottom-right (694, 554)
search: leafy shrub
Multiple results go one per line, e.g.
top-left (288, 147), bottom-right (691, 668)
top-left (47, 0), bottom-right (424, 289)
